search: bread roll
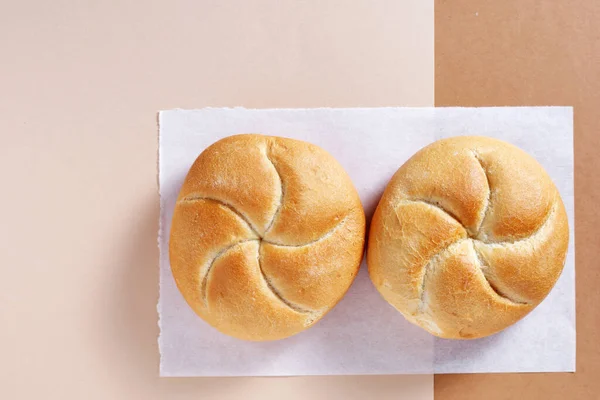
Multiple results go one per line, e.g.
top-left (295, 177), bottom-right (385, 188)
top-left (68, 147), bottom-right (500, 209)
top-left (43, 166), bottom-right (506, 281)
top-left (169, 134), bottom-right (365, 341)
top-left (367, 136), bottom-right (569, 339)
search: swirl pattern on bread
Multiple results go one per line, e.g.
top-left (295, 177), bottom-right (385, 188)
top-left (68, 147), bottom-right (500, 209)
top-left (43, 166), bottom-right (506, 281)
top-left (368, 136), bottom-right (569, 339)
top-left (170, 134), bottom-right (365, 341)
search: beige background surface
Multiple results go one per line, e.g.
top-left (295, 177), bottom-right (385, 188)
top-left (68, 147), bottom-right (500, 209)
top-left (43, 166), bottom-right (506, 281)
top-left (1, 1), bottom-right (433, 398)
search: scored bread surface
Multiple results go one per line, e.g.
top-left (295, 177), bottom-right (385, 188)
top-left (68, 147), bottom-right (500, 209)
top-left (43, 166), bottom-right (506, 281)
top-left (367, 136), bottom-right (569, 339)
top-left (170, 134), bottom-right (365, 341)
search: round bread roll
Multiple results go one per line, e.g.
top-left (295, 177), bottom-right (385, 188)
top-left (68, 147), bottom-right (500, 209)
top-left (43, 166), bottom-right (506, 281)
top-left (367, 136), bottom-right (569, 339)
top-left (169, 134), bottom-right (365, 341)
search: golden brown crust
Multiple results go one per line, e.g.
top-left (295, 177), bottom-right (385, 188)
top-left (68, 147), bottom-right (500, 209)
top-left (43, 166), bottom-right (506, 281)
top-left (367, 136), bottom-right (569, 339)
top-left (260, 210), bottom-right (364, 311)
top-left (170, 134), bottom-right (365, 341)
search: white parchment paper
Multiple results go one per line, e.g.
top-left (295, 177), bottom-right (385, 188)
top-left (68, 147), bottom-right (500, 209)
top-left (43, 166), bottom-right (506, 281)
top-left (158, 107), bottom-right (574, 376)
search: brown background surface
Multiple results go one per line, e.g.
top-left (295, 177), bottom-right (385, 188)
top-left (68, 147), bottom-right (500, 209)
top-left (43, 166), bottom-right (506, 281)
top-left (435, 0), bottom-right (600, 398)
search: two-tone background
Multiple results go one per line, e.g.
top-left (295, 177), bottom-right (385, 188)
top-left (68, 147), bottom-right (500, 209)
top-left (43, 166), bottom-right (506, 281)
top-left (1, 1), bottom-right (598, 399)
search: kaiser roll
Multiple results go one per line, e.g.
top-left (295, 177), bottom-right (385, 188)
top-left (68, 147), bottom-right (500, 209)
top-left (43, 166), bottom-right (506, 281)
top-left (169, 134), bottom-right (365, 341)
top-left (367, 136), bottom-right (569, 339)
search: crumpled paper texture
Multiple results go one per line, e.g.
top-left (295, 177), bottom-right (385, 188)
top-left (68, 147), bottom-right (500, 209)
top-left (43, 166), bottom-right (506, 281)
top-left (158, 107), bottom-right (574, 376)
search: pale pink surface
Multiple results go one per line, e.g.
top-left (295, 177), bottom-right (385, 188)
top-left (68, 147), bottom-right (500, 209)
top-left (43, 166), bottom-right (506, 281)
top-left (0, 1), bottom-right (433, 398)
